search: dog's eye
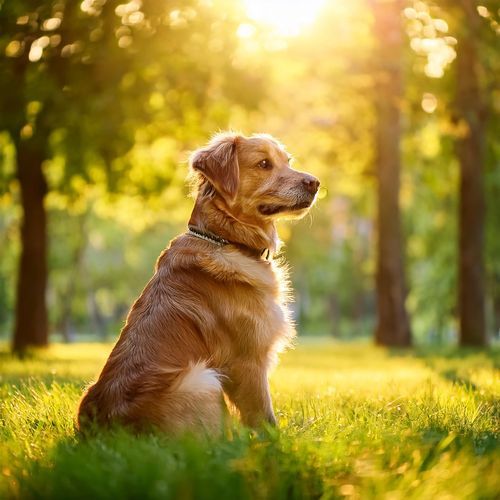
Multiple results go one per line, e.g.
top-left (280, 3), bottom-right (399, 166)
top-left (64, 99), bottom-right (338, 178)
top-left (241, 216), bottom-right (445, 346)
top-left (257, 159), bottom-right (272, 170)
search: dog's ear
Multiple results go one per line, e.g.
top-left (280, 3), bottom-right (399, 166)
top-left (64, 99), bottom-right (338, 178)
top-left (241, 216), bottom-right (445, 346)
top-left (190, 134), bottom-right (239, 202)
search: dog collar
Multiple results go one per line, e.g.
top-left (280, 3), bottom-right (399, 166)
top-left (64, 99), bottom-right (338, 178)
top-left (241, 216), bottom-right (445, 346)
top-left (187, 226), bottom-right (272, 261)
top-left (187, 226), bottom-right (229, 246)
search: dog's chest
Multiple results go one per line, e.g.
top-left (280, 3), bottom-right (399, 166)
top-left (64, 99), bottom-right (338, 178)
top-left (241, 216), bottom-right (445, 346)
top-left (192, 247), bottom-right (293, 353)
top-left (225, 294), bottom-right (288, 358)
top-left (222, 262), bottom-right (291, 352)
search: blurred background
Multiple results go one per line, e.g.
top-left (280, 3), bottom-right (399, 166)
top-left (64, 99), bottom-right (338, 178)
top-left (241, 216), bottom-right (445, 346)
top-left (0, 0), bottom-right (499, 350)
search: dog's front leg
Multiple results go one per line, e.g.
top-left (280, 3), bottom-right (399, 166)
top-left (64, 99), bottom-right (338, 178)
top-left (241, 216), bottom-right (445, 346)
top-left (224, 361), bottom-right (276, 428)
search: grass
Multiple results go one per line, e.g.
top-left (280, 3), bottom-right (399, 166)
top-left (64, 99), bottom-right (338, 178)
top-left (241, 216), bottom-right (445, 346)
top-left (0, 339), bottom-right (498, 499)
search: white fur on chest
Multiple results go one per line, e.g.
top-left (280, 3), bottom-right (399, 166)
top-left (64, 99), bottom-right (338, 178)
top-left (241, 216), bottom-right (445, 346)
top-left (215, 249), bottom-right (294, 355)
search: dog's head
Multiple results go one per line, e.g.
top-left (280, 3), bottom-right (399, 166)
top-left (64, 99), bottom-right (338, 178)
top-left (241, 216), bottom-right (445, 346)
top-left (190, 132), bottom-right (320, 221)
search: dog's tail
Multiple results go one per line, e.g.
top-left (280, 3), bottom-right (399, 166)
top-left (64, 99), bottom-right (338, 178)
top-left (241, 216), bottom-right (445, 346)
top-left (154, 361), bottom-right (225, 434)
top-left (77, 362), bottom-right (224, 435)
top-left (173, 361), bottom-right (223, 394)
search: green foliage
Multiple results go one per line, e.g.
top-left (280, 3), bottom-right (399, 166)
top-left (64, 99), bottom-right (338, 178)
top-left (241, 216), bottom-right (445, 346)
top-left (0, 0), bottom-right (267, 339)
top-left (0, 0), bottom-right (264, 183)
top-left (0, 0), bottom-right (499, 342)
top-left (0, 341), bottom-right (498, 498)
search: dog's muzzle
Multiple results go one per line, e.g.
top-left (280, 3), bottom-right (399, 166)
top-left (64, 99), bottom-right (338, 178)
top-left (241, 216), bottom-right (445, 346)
top-left (258, 174), bottom-right (320, 216)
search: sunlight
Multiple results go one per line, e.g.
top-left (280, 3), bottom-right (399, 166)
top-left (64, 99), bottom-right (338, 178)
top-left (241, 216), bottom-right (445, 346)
top-left (242, 0), bottom-right (326, 37)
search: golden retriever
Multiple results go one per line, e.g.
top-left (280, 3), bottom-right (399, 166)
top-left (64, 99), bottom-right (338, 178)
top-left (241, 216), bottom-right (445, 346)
top-left (78, 132), bottom-right (320, 433)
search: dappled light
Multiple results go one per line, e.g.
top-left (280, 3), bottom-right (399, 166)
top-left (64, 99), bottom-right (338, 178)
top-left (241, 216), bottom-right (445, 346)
top-left (242, 0), bottom-right (327, 37)
top-left (0, 0), bottom-right (499, 497)
top-left (405, 3), bottom-right (457, 78)
top-left (1, 341), bottom-right (498, 497)
top-left (0, 0), bottom-right (498, 353)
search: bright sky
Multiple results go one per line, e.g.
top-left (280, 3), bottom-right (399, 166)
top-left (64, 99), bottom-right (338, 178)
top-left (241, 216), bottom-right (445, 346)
top-left (242, 0), bottom-right (327, 37)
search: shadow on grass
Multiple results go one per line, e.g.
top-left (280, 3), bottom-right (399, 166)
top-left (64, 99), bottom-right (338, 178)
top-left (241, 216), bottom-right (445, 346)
top-left (16, 427), bottom-right (340, 500)
top-left (15, 426), bottom-right (498, 499)
top-left (437, 369), bottom-right (480, 391)
top-left (385, 345), bottom-right (499, 455)
top-left (415, 347), bottom-right (498, 392)
top-left (420, 428), bottom-right (498, 456)
top-left (386, 345), bottom-right (499, 363)
top-left (385, 345), bottom-right (499, 391)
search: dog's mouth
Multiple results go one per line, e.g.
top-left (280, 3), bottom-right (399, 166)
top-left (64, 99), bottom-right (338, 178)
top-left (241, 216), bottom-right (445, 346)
top-left (258, 200), bottom-right (312, 216)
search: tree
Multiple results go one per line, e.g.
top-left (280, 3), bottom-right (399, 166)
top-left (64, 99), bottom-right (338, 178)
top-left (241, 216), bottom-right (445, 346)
top-left (0, 0), bottom-right (263, 353)
top-left (371, 0), bottom-right (412, 346)
top-left (403, 0), bottom-right (498, 343)
top-left (455, 0), bottom-right (487, 346)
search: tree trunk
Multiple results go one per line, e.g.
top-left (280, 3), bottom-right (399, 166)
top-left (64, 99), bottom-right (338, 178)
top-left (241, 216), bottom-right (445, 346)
top-left (372, 0), bottom-right (412, 347)
top-left (12, 141), bottom-right (49, 353)
top-left (456, 0), bottom-right (487, 346)
top-left (493, 291), bottom-right (500, 342)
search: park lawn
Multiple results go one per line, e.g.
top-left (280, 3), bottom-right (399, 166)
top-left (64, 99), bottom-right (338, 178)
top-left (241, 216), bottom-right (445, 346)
top-left (0, 340), bottom-right (498, 499)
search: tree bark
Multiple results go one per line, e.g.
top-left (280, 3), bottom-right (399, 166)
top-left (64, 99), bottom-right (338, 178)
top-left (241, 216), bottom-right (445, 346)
top-left (12, 141), bottom-right (49, 353)
top-left (372, 0), bottom-right (412, 346)
top-left (456, 0), bottom-right (487, 346)
top-left (493, 292), bottom-right (500, 342)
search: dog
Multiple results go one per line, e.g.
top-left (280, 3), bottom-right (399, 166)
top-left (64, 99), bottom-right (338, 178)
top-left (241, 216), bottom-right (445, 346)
top-left (78, 132), bottom-right (320, 434)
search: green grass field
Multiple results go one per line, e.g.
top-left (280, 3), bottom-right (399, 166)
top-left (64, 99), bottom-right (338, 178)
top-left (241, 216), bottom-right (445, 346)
top-left (1, 340), bottom-right (498, 499)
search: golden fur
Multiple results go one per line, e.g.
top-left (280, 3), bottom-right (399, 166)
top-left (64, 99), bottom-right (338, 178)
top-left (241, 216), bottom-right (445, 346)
top-left (78, 132), bottom-right (320, 433)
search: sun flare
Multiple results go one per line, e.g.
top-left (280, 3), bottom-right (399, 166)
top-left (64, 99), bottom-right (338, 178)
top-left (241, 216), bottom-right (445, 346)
top-left (242, 0), bottom-right (327, 37)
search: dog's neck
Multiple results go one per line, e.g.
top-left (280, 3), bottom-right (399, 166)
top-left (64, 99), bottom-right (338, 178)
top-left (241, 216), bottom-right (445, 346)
top-left (188, 194), bottom-right (279, 256)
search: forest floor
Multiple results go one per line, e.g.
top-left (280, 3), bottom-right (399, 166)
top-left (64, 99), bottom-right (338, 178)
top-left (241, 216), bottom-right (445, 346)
top-left (0, 340), bottom-right (498, 499)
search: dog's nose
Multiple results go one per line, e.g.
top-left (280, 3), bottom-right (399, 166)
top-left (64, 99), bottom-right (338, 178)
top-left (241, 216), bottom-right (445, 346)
top-left (302, 175), bottom-right (320, 195)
